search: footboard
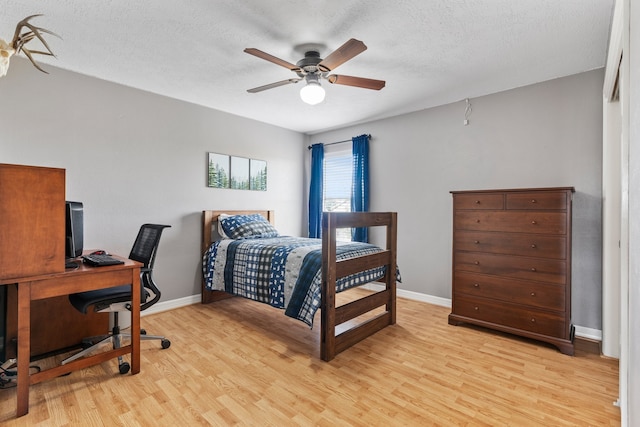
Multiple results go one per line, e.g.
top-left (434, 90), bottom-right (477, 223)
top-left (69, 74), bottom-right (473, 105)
top-left (321, 212), bottom-right (398, 361)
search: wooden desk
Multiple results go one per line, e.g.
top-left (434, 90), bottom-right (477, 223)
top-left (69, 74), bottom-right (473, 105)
top-left (0, 255), bottom-right (141, 417)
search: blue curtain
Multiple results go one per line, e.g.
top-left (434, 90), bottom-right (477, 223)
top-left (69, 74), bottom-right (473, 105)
top-left (308, 143), bottom-right (324, 238)
top-left (351, 134), bottom-right (369, 242)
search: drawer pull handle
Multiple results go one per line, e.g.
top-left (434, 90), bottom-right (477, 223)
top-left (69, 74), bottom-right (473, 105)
top-left (530, 267), bottom-right (537, 272)
top-left (531, 244), bottom-right (537, 248)
top-left (474, 240), bottom-right (480, 244)
top-left (531, 220), bottom-right (537, 225)
top-left (473, 283), bottom-right (480, 288)
top-left (474, 261), bottom-right (480, 265)
top-left (474, 306), bottom-right (479, 311)
top-left (476, 219), bottom-right (481, 223)
top-left (531, 199), bottom-right (537, 203)
top-left (530, 292), bottom-right (536, 297)
top-left (531, 318), bottom-right (536, 323)
top-left (475, 200), bottom-right (481, 204)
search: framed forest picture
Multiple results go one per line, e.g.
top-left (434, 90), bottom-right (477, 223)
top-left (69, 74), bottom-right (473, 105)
top-left (208, 153), bottom-right (267, 191)
top-left (250, 159), bottom-right (267, 191)
top-left (208, 153), bottom-right (230, 188)
top-left (230, 156), bottom-right (250, 190)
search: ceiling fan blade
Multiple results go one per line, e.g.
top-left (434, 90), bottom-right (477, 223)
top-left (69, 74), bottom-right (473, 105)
top-left (247, 78), bottom-right (301, 93)
top-left (318, 38), bottom-right (367, 72)
top-left (244, 48), bottom-right (301, 72)
top-left (327, 75), bottom-right (386, 90)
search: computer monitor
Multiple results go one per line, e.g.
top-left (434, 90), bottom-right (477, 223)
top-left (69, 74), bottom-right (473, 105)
top-left (65, 201), bottom-right (84, 258)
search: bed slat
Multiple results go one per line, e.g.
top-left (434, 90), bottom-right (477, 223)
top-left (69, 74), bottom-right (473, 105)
top-left (335, 312), bottom-right (392, 355)
top-left (335, 250), bottom-right (391, 278)
top-left (329, 212), bottom-right (395, 228)
top-left (335, 289), bottom-right (391, 325)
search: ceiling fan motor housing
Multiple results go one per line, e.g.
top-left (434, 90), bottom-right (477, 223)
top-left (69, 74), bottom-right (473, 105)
top-left (296, 51), bottom-right (323, 77)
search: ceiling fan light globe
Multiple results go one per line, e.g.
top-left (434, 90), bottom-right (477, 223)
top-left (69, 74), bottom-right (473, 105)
top-left (300, 82), bottom-right (325, 105)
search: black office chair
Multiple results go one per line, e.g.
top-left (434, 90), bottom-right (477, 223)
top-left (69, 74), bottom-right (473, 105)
top-left (62, 224), bottom-right (172, 374)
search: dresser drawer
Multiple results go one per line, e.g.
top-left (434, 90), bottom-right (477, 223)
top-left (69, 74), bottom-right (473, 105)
top-left (453, 295), bottom-right (566, 337)
top-left (454, 231), bottom-right (566, 259)
top-left (454, 252), bottom-right (567, 285)
top-left (506, 192), bottom-right (568, 210)
top-left (453, 193), bottom-right (504, 210)
top-left (454, 211), bottom-right (567, 235)
top-left (454, 271), bottom-right (565, 311)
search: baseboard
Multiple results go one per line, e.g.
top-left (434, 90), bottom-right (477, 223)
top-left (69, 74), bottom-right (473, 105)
top-left (361, 283), bottom-right (452, 307)
top-left (155, 286), bottom-right (603, 347)
top-left (141, 294), bottom-right (200, 317)
top-left (360, 283), bottom-right (601, 343)
top-left (573, 325), bottom-right (602, 341)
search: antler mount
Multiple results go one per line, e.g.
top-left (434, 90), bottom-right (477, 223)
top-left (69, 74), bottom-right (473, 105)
top-left (0, 14), bottom-right (58, 78)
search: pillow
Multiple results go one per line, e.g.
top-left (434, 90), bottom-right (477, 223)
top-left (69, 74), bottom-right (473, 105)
top-left (219, 213), bottom-right (279, 240)
top-left (217, 213), bottom-right (231, 239)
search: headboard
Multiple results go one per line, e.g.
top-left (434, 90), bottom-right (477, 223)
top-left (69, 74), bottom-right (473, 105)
top-left (201, 210), bottom-right (275, 253)
top-left (201, 210), bottom-right (275, 303)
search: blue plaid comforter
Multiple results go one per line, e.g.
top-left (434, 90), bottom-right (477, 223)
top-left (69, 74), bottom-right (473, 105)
top-left (202, 236), bottom-right (387, 327)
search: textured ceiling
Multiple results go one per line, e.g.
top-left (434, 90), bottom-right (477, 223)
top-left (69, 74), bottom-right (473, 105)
top-left (1, 0), bottom-right (614, 134)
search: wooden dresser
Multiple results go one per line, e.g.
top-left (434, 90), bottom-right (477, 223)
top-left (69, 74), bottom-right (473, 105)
top-left (448, 187), bottom-right (575, 355)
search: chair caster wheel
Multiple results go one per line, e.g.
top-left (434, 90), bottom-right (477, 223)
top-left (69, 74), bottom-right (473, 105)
top-left (141, 329), bottom-right (147, 335)
top-left (119, 362), bottom-right (130, 375)
top-left (161, 339), bottom-right (171, 349)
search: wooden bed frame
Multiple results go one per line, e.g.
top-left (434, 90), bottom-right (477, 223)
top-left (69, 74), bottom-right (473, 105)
top-left (201, 210), bottom-right (398, 361)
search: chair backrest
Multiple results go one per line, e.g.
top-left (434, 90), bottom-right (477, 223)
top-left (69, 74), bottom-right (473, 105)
top-left (129, 224), bottom-right (171, 270)
top-left (129, 224), bottom-right (171, 310)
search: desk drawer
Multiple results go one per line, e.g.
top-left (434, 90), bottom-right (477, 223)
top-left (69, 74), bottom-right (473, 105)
top-left (454, 231), bottom-right (566, 259)
top-left (453, 295), bottom-right (566, 337)
top-left (454, 271), bottom-right (565, 311)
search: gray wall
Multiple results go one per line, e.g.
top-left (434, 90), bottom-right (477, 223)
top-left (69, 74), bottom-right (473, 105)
top-left (307, 69), bottom-right (604, 331)
top-left (0, 58), bottom-right (305, 302)
top-left (0, 57), bottom-right (604, 331)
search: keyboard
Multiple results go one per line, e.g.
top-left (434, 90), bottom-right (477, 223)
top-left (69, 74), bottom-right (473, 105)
top-left (82, 253), bottom-right (124, 267)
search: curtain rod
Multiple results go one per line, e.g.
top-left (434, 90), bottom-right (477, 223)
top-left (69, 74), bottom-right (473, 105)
top-left (307, 134), bottom-right (371, 150)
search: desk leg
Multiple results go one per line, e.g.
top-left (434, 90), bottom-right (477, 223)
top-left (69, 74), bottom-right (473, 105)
top-left (130, 269), bottom-right (140, 374)
top-left (16, 282), bottom-right (31, 417)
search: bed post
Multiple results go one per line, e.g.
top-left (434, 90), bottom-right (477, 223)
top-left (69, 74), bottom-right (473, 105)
top-left (321, 213), bottom-right (337, 362)
top-left (201, 210), bottom-right (234, 304)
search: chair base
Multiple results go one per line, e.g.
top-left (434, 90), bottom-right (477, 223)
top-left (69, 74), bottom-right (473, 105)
top-left (61, 327), bottom-right (171, 374)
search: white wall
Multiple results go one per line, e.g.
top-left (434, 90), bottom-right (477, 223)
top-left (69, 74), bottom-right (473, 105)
top-left (627, 0), bottom-right (640, 421)
top-left (602, 96), bottom-right (622, 358)
top-left (0, 58), bottom-right (305, 302)
top-left (307, 69), bottom-right (605, 332)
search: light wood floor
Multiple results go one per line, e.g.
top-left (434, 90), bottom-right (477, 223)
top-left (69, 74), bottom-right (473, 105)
top-left (0, 289), bottom-right (620, 426)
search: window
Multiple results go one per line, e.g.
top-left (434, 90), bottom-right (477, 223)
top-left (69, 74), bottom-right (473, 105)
top-left (323, 147), bottom-right (352, 241)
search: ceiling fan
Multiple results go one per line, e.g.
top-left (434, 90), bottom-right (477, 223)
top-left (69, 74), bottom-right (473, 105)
top-left (244, 38), bottom-right (385, 105)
